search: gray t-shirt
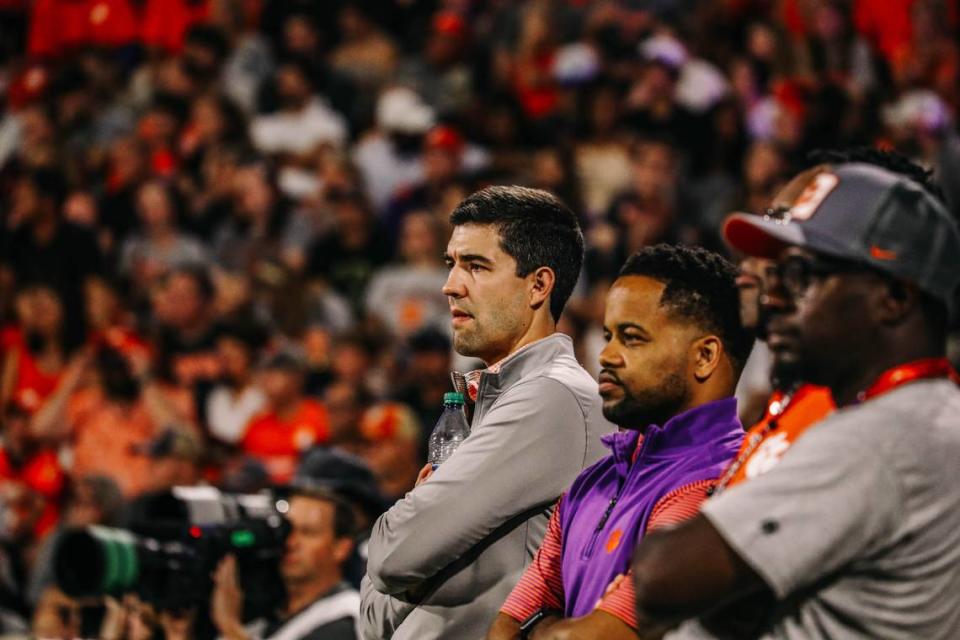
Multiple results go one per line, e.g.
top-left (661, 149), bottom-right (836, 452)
top-left (672, 378), bottom-right (960, 639)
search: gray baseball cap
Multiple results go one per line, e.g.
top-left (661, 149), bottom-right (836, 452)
top-left (723, 162), bottom-right (960, 318)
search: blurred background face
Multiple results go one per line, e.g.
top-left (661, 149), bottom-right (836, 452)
top-left (85, 278), bottom-right (120, 330)
top-left (65, 482), bottom-right (105, 527)
top-left (276, 65), bottom-right (311, 109)
top-left (11, 177), bottom-right (44, 222)
top-left (399, 212), bottom-right (441, 263)
top-left (109, 137), bottom-right (146, 185)
top-left (737, 256), bottom-right (775, 332)
top-left (260, 368), bottom-right (302, 407)
top-left (324, 381), bottom-right (363, 444)
top-left (217, 336), bottom-right (253, 384)
top-left (813, 2), bottom-right (845, 40)
top-left (331, 342), bottom-right (370, 385)
top-left (17, 285), bottom-right (63, 337)
top-left (281, 496), bottom-right (350, 584)
top-left (641, 64), bottom-right (675, 96)
top-left (1, 409), bottom-right (29, 453)
top-left (155, 273), bottom-right (206, 330)
top-left (137, 181), bottom-right (175, 229)
top-left (191, 96), bottom-right (226, 142)
top-left (233, 166), bottom-right (274, 219)
top-left (744, 142), bottom-right (785, 193)
top-left (332, 197), bottom-right (368, 234)
top-left (589, 87), bottom-right (620, 135)
top-left (284, 15), bottom-right (319, 55)
top-left (632, 142), bottom-right (677, 199)
top-left (423, 147), bottom-right (460, 184)
top-left (532, 148), bottom-right (566, 191)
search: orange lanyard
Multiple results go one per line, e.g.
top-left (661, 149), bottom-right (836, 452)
top-left (860, 358), bottom-right (959, 402)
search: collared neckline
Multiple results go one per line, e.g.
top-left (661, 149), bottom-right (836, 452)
top-left (602, 397), bottom-right (741, 466)
top-left (462, 334), bottom-right (573, 402)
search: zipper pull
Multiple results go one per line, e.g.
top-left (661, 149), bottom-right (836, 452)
top-left (595, 496), bottom-right (618, 533)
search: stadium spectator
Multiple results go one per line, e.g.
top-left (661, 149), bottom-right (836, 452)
top-left (360, 186), bottom-right (614, 639)
top-left (1, 283), bottom-right (79, 415)
top-left (205, 320), bottom-right (268, 445)
top-left (364, 210), bottom-right (450, 341)
top-left (358, 402), bottom-right (422, 503)
top-left (211, 463), bottom-right (362, 640)
top-left (488, 244), bottom-right (749, 639)
top-left (119, 179), bottom-right (209, 284)
top-left (240, 352), bottom-right (329, 484)
top-left (630, 151), bottom-right (960, 638)
top-left (33, 345), bottom-right (196, 497)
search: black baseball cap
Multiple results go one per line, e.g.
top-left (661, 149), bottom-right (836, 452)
top-left (285, 447), bottom-right (388, 521)
top-left (723, 162), bottom-right (960, 319)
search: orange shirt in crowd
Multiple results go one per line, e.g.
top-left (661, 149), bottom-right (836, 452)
top-left (0, 446), bottom-right (64, 538)
top-left (67, 385), bottom-right (196, 497)
top-left (240, 399), bottom-right (330, 484)
top-left (1, 327), bottom-right (63, 414)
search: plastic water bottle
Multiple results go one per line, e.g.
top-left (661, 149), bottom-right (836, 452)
top-left (427, 392), bottom-right (470, 469)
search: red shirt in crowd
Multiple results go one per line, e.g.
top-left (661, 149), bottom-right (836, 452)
top-left (1, 327), bottom-right (63, 414)
top-left (240, 399), bottom-right (330, 484)
top-left (0, 445), bottom-right (65, 538)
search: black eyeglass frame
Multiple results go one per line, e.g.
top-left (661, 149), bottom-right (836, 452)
top-left (771, 252), bottom-right (877, 300)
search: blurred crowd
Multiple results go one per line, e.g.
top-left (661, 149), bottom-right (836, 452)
top-left (0, 0), bottom-right (958, 635)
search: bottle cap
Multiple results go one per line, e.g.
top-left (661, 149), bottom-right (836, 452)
top-left (443, 392), bottom-right (466, 405)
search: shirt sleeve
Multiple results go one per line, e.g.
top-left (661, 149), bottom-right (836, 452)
top-left (700, 416), bottom-right (899, 599)
top-left (366, 376), bottom-right (591, 595)
top-left (500, 497), bottom-right (566, 622)
top-left (358, 575), bottom-right (416, 640)
top-left (647, 479), bottom-right (714, 532)
top-left (596, 479), bottom-right (714, 628)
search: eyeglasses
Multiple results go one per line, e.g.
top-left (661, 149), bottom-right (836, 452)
top-left (773, 254), bottom-right (874, 299)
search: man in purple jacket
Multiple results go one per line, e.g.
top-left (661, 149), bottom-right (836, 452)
top-left (487, 244), bottom-right (752, 640)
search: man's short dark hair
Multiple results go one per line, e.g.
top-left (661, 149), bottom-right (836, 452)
top-left (807, 147), bottom-right (946, 204)
top-left (450, 186), bottom-right (584, 322)
top-left (618, 244), bottom-right (753, 372)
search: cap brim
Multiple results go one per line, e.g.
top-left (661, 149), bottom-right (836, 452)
top-left (282, 479), bottom-right (388, 516)
top-left (722, 213), bottom-right (808, 259)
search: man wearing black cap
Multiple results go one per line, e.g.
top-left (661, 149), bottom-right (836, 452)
top-left (211, 448), bottom-right (382, 640)
top-left (627, 150), bottom-right (960, 639)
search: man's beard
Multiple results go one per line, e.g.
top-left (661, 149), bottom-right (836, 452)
top-left (769, 349), bottom-right (817, 393)
top-left (603, 370), bottom-right (690, 430)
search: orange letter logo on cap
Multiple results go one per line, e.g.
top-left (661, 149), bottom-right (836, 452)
top-left (790, 172), bottom-right (839, 221)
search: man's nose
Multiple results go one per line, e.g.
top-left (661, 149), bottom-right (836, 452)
top-left (598, 342), bottom-right (623, 368)
top-left (442, 268), bottom-right (465, 298)
top-left (759, 270), bottom-right (792, 315)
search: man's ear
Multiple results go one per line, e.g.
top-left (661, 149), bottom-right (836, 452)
top-left (332, 537), bottom-right (354, 565)
top-left (529, 266), bottom-right (556, 310)
top-left (691, 335), bottom-right (723, 382)
top-left (876, 278), bottom-right (919, 326)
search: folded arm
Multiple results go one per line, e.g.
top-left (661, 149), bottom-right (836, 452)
top-left (367, 378), bottom-right (589, 594)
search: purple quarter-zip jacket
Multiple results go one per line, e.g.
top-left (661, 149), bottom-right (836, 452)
top-left (558, 397), bottom-right (743, 618)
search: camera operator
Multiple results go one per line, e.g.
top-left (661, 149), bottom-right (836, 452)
top-left (211, 483), bottom-right (360, 640)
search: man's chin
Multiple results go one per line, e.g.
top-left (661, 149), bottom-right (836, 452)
top-left (770, 355), bottom-right (814, 391)
top-left (602, 401), bottom-right (634, 426)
